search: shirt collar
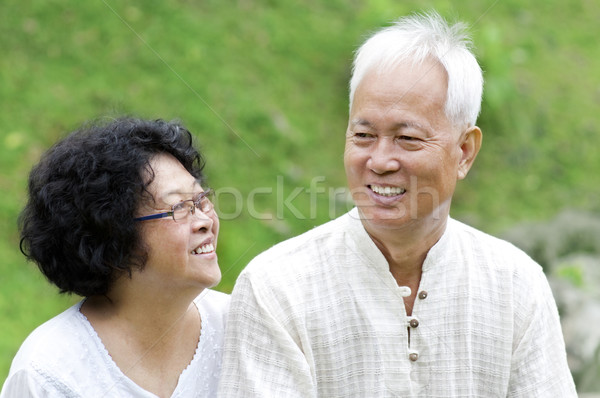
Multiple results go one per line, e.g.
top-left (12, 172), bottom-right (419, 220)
top-left (344, 207), bottom-right (454, 273)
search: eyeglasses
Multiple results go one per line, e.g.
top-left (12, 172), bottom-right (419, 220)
top-left (134, 189), bottom-right (214, 223)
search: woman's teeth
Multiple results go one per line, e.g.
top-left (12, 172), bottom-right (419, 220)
top-left (370, 185), bottom-right (406, 196)
top-left (192, 243), bottom-right (214, 255)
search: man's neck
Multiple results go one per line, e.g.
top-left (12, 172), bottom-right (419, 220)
top-left (363, 215), bottom-right (447, 315)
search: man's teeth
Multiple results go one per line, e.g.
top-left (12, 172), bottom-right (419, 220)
top-left (192, 243), bottom-right (215, 255)
top-left (371, 185), bottom-right (406, 196)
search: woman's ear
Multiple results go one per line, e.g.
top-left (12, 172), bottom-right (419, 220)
top-left (457, 126), bottom-right (482, 180)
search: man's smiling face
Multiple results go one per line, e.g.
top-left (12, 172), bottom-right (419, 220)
top-left (344, 58), bottom-right (465, 234)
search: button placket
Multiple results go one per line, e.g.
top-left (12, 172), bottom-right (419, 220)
top-left (398, 286), bottom-right (411, 298)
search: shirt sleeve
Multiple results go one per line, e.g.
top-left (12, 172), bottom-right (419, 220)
top-left (507, 266), bottom-right (577, 397)
top-left (218, 270), bottom-right (316, 398)
top-left (0, 368), bottom-right (62, 398)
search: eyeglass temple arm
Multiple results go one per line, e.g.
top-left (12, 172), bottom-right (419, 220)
top-left (134, 212), bottom-right (174, 222)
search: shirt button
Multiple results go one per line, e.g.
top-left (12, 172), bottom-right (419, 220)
top-left (398, 286), bottom-right (412, 297)
top-left (409, 318), bottom-right (419, 328)
top-left (418, 290), bottom-right (428, 299)
top-left (409, 352), bottom-right (419, 361)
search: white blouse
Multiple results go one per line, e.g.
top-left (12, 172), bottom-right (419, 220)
top-left (1, 289), bottom-right (229, 398)
top-left (219, 208), bottom-right (577, 397)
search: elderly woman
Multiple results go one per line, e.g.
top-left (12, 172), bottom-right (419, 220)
top-left (1, 117), bottom-right (229, 397)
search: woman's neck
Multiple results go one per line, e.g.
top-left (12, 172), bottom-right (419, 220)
top-left (80, 281), bottom-right (203, 397)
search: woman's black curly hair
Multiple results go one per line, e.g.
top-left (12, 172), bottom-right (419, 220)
top-left (19, 117), bottom-right (205, 297)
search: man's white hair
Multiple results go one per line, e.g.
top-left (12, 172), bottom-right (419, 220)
top-left (349, 11), bottom-right (483, 128)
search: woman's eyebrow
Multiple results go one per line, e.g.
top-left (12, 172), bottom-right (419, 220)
top-left (164, 180), bottom-right (203, 197)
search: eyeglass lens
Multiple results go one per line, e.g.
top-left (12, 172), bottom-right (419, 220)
top-left (172, 191), bottom-right (213, 222)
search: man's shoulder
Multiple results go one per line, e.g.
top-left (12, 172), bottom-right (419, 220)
top-left (451, 217), bottom-right (525, 250)
top-left (244, 212), bottom-right (353, 273)
top-left (448, 217), bottom-right (543, 274)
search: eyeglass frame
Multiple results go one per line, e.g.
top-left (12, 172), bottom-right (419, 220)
top-left (134, 189), bottom-right (214, 222)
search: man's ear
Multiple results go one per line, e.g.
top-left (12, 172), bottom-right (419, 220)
top-left (457, 126), bottom-right (482, 180)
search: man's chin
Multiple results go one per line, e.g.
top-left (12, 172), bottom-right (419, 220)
top-left (356, 207), bottom-right (415, 229)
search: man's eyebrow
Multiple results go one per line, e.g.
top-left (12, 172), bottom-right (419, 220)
top-left (350, 118), bottom-right (425, 132)
top-left (350, 118), bottom-right (374, 128)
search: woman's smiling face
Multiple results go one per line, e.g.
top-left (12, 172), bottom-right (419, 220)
top-left (135, 153), bottom-right (221, 294)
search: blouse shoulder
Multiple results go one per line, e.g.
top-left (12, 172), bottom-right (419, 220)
top-left (8, 302), bottom-right (84, 373)
top-left (3, 301), bottom-right (94, 397)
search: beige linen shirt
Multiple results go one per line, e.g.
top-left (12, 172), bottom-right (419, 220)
top-left (219, 208), bottom-right (576, 397)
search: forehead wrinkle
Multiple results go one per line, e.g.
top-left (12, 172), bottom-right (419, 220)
top-left (160, 179), bottom-right (203, 202)
top-left (351, 116), bottom-right (426, 134)
top-left (395, 120), bottom-right (427, 132)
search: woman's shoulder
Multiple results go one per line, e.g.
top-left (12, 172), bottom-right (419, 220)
top-left (9, 302), bottom-right (85, 371)
top-left (4, 301), bottom-right (105, 396)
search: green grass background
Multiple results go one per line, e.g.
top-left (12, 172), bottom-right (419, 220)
top-left (1, 0), bottom-right (599, 387)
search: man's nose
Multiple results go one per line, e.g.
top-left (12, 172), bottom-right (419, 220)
top-left (366, 138), bottom-right (401, 174)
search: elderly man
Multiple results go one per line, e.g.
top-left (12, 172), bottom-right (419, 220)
top-left (219, 12), bottom-right (576, 397)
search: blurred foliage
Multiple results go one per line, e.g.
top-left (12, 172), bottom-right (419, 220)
top-left (502, 210), bottom-right (600, 272)
top-left (502, 210), bottom-right (600, 392)
top-left (556, 263), bottom-right (584, 288)
top-left (1, 0), bottom-right (598, 388)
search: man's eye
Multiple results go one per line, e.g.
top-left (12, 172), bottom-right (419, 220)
top-left (355, 132), bottom-right (373, 138)
top-left (397, 135), bottom-right (424, 151)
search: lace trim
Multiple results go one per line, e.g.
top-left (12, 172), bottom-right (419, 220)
top-left (31, 361), bottom-right (82, 398)
top-left (75, 300), bottom-right (206, 396)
